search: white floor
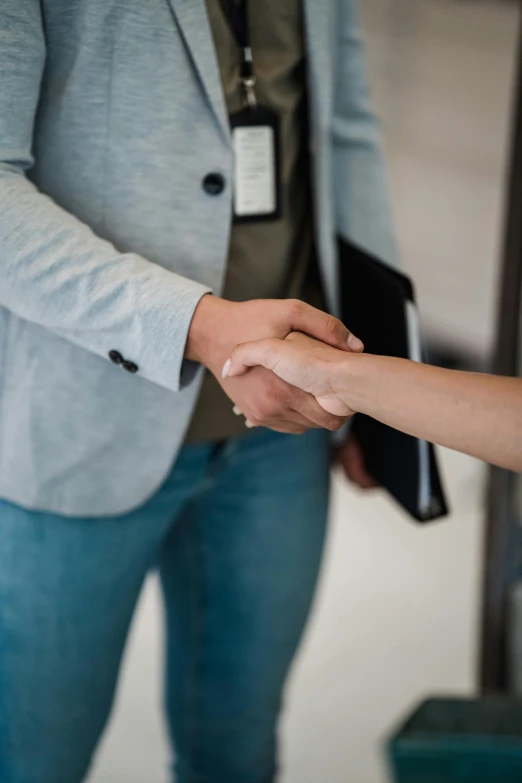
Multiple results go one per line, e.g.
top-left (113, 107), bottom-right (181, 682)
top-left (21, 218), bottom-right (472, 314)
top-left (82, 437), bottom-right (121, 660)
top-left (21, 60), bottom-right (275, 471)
top-left (87, 1), bottom-right (519, 781)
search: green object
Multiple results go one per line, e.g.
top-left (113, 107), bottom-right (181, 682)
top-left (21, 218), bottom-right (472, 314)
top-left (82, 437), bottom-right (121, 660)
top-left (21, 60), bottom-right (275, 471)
top-left (388, 697), bottom-right (522, 783)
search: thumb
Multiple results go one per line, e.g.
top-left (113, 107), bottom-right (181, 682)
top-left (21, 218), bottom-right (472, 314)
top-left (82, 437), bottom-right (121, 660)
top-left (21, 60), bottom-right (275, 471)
top-left (287, 302), bottom-right (364, 353)
top-left (222, 338), bottom-right (283, 379)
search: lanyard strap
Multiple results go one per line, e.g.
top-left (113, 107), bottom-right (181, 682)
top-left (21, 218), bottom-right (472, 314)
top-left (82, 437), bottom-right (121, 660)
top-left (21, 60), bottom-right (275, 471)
top-left (227, 0), bottom-right (257, 108)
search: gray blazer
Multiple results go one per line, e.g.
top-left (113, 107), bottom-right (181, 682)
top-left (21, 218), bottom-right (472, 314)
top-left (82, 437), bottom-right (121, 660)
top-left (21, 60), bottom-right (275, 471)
top-left (0, 0), bottom-right (397, 516)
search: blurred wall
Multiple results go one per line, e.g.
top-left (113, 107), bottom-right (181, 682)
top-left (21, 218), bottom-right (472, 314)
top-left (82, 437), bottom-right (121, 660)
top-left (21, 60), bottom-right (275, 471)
top-left (361, 0), bottom-right (518, 360)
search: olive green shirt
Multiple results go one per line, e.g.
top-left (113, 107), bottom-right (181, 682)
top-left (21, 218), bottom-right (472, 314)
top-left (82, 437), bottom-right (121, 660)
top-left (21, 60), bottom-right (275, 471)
top-left (185, 0), bottom-right (315, 443)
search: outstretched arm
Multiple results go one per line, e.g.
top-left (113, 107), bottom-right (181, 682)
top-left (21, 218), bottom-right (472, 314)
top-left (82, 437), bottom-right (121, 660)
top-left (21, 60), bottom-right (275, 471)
top-left (224, 333), bottom-right (522, 472)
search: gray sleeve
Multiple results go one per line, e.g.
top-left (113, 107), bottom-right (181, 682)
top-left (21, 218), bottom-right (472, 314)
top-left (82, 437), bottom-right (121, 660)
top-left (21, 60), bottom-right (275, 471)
top-left (0, 0), bottom-right (211, 392)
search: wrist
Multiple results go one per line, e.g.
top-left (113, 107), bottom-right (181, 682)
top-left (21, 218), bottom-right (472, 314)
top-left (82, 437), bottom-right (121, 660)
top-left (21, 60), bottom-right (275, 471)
top-left (333, 352), bottom-right (375, 414)
top-left (185, 295), bottom-right (234, 369)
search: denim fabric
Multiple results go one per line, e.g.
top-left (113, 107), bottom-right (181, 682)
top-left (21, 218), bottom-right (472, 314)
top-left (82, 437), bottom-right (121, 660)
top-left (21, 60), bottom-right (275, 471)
top-left (0, 427), bottom-right (330, 783)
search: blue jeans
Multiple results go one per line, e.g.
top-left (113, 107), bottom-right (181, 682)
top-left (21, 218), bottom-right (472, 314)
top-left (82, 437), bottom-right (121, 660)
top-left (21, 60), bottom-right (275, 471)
top-left (0, 428), bottom-right (330, 783)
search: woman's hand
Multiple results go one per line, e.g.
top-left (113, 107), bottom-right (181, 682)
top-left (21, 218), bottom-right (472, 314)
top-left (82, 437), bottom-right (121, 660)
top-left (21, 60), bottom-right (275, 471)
top-left (223, 332), bottom-right (360, 418)
top-left (224, 328), bottom-right (522, 474)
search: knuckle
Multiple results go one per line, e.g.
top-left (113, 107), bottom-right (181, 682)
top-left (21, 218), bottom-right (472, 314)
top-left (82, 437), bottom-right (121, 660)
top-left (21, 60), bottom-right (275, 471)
top-left (265, 377), bottom-right (286, 401)
top-left (265, 395), bottom-right (289, 420)
top-left (253, 398), bottom-right (274, 421)
top-left (325, 314), bottom-right (345, 340)
top-left (286, 298), bottom-right (304, 321)
top-left (231, 342), bottom-right (244, 358)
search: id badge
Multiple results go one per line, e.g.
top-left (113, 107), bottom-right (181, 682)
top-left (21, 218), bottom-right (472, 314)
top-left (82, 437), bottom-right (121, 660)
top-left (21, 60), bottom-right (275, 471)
top-left (229, 106), bottom-right (282, 223)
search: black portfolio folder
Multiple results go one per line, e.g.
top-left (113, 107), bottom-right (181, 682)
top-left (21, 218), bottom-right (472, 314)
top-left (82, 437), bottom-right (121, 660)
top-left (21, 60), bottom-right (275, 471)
top-left (338, 238), bottom-right (449, 523)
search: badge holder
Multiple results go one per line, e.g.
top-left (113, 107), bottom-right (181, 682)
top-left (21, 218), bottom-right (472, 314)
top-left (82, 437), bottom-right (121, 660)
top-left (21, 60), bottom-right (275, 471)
top-left (227, 0), bottom-right (282, 223)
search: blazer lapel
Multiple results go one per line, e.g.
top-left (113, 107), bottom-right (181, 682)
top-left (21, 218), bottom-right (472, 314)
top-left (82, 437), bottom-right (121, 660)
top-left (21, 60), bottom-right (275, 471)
top-left (167, 0), bottom-right (334, 148)
top-left (303, 0), bottom-right (334, 127)
top-left (166, 0), bottom-right (230, 142)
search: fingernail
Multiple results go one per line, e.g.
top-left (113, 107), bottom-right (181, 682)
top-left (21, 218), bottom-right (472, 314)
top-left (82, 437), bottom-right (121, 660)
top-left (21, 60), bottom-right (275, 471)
top-left (233, 405), bottom-right (242, 416)
top-left (347, 333), bottom-right (364, 352)
top-left (221, 359), bottom-right (231, 379)
top-left (245, 420), bottom-right (255, 428)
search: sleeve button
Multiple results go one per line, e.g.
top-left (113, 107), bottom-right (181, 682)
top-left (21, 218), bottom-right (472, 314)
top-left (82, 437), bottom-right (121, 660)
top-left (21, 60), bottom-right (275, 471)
top-left (109, 350), bottom-right (124, 365)
top-left (122, 360), bottom-right (139, 374)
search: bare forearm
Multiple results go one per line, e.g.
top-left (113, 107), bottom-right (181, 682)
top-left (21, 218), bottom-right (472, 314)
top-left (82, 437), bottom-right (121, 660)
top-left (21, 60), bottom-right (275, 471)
top-left (342, 355), bottom-right (522, 471)
top-left (225, 335), bottom-right (522, 470)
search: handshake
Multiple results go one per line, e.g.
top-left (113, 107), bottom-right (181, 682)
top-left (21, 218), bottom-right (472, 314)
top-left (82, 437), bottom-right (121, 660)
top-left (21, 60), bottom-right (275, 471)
top-left (186, 295), bottom-right (364, 434)
top-left (189, 294), bottom-right (522, 476)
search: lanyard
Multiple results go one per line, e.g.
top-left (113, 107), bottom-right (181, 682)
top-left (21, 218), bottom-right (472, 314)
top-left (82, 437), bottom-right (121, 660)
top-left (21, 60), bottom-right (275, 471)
top-left (227, 0), bottom-right (257, 108)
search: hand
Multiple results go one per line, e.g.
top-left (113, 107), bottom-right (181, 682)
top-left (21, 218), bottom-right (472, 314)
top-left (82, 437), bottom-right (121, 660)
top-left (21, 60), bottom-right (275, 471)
top-left (223, 331), bottom-right (359, 417)
top-left (334, 433), bottom-right (378, 490)
top-left (224, 331), bottom-right (378, 487)
top-left (186, 296), bottom-right (363, 433)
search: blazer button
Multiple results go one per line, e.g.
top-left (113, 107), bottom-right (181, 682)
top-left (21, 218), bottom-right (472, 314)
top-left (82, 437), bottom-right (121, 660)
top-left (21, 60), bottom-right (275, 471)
top-left (109, 350), bottom-right (124, 365)
top-left (202, 172), bottom-right (226, 196)
top-left (122, 360), bottom-right (139, 374)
